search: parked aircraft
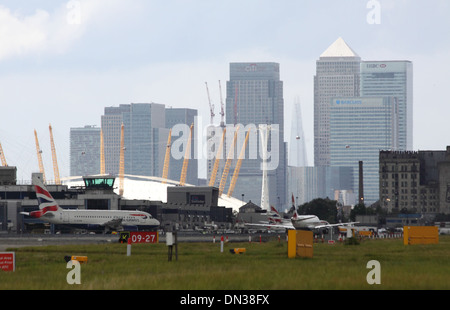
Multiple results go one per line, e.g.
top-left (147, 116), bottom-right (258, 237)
top-left (247, 209), bottom-right (357, 231)
top-left (20, 175), bottom-right (160, 231)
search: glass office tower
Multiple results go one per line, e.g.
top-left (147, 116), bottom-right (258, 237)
top-left (70, 125), bottom-right (101, 176)
top-left (314, 37), bottom-right (361, 167)
top-left (223, 62), bottom-right (287, 209)
top-left (166, 108), bottom-right (198, 185)
top-left (101, 103), bottom-right (169, 177)
top-left (361, 61), bottom-right (413, 151)
top-left (329, 97), bottom-right (399, 204)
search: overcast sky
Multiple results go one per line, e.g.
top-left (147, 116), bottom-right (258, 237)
top-left (0, 0), bottom-right (449, 181)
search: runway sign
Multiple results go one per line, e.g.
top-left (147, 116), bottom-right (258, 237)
top-left (0, 252), bottom-right (15, 272)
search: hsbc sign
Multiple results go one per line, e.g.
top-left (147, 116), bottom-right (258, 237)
top-left (366, 63), bottom-right (387, 69)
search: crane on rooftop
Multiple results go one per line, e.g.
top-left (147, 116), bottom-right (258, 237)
top-left (205, 82), bottom-right (215, 124)
top-left (218, 80), bottom-right (225, 128)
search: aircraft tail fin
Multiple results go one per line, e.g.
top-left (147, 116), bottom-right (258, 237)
top-left (29, 174), bottom-right (61, 218)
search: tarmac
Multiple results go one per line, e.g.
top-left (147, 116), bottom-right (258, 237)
top-left (0, 231), bottom-right (284, 251)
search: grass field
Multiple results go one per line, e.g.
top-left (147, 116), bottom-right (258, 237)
top-left (1, 236), bottom-right (449, 290)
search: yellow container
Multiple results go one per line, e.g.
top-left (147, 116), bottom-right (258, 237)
top-left (296, 230), bottom-right (313, 258)
top-left (403, 226), bottom-right (438, 245)
top-left (229, 248), bottom-right (246, 254)
top-left (287, 230), bottom-right (313, 258)
top-left (65, 255), bottom-right (88, 264)
top-left (288, 230), bottom-right (297, 258)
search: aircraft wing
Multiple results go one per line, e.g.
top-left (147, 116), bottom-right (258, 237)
top-left (244, 222), bottom-right (295, 230)
top-left (101, 218), bottom-right (123, 230)
top-left (314, 222), bottom-right (359, 229)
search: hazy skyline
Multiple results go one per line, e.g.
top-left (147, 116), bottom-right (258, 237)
top-left (0, 0), bottom-right (449, 181)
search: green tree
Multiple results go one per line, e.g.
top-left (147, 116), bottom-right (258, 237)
top-left (350, 203), bottom-right (367, 221)
top-left (298, 198), bottom-right (338, 224)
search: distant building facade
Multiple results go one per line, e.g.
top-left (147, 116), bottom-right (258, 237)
top-left (379, 147), bottom-right (450, 215)
top-left (100, 103), bottom-right (198, 182)
top-left (361, 61), bottom-right (413, 151)
top-left (165, 108), bottom-right (198, 185)
top-left (288, 165), bottom-right (353, 207)
top-left (314, 37), bottom-right (361, 167)
top-left (70, 125), bottom-right (101, 176)
top-left (223, 62), bottom-right (287, 210)
top-left (330, 97), bottom-right (399, 205)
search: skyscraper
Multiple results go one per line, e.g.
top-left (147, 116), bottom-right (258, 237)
top-left (166, 108), bottom-right (198, 185)
top-left (289, 100), bottom-right (308, 167)
top-left (329, 97), bottom-right (399, 204)
top-left (314, 37), bottom-right (361, 167)
top-left (360, 61), bottom-right (413, 151)
top-left (223, 62), bottom-right (287, 209)
top-left (101, 103), bottom-right (169, 177)
top-left (70, 125), bottom-right (101, 176)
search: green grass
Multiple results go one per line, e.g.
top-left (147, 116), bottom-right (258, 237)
top-left (1, 236), bottom-right (449, 290)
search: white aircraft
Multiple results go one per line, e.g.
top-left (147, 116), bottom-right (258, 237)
top-left (247, 209), bottom-right (357, 231)
top-left (21, 175), bottom-right (160, 231)
top-left (263, 206), bottom-right (292, 225)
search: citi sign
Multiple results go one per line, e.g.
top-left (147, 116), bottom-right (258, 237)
top-left (366, 63), bottom-right (387, 69)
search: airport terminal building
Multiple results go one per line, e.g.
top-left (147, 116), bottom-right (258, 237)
top-left (0, 169), bottom-right (233, 234)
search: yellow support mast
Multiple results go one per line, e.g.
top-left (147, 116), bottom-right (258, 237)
top-left (218, 126), bottom-right (239, 196)
top-left (49, 124), bottom-right (61, 185)
top-left (162, 128), bottom-right (172, 184)
top-left (208, 128), bottom-right (226, 187)
top-left (34, 129), bottom-right (46, 183)
top-left (227, 129), bottom-right (250, 197)
top-left (0, 142), bottom-right (7, 166)
top-left (119, 123), bottom-right (125, 196)
top-left (179, 124), bottom-right (193, 186)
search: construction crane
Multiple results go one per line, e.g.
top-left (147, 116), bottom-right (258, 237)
top-left (161, 128), bottom-right (172, 184)
top-left (227, 128), bottom-right (250, 197)
top-left (0, 142), bottom-right (7, 166)
top-left (208, 128), bottom-right (226, 187)
top-left (218, 126), bottom-right (239, 196)
top-left (205, 82), bottom-right (215, 124)
top-left (218, 80), bottom-right (225, 127)
top-left (34, 129), bottom-right (46, 183)
top-left (119, 123), bottom-right (125, 196)
top-left (179, 123), bottom-right (193, 186)
top-left (100, 129), bottom-right (105, 174)
top-left (48, 124), bottom-right (61, 185)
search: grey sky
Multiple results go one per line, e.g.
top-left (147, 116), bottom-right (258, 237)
top-left (0, 0), bottom-right (449, 180)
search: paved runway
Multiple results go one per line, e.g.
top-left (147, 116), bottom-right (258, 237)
top-left (0, 232), bottom-right (286, 251)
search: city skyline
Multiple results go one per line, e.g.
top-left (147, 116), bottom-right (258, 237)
top-left (0, 1), bottom-right (449, 182)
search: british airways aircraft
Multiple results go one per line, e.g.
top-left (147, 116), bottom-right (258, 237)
top-left (21, 175), bottom-right (160, 232)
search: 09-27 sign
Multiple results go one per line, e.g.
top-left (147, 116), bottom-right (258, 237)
top-left (130, 231), bottom-right (158, 243)
top-left (120, 231), bottom-right (158, 244)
